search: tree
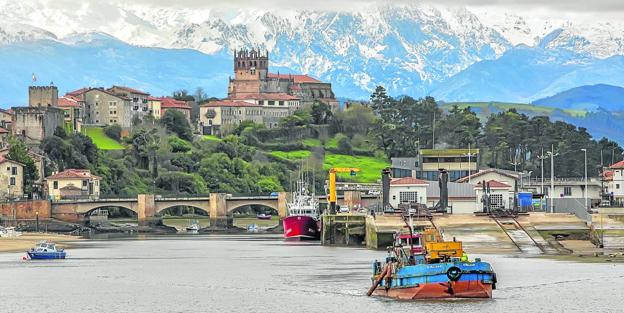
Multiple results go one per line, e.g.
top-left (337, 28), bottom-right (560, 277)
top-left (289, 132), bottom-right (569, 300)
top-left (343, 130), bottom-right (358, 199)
top-left (104, 124), bottom-right (122, 141)
top-left (439, 105), bottom-right (482, 147)
top-left (336, 135), bottom-right (353, 155)
top-left (333, 104), bottom-right (376, 137)
top-left (53, 126), bottom-right (67, 139)
top-left (172, 89), bottom-right (195, 102)
top-left (7, 137), bottom-right (39, 196)
top-left (310, 101), bottom-right (333, 124)
top-left (160, 110), bottom-right (193, 141)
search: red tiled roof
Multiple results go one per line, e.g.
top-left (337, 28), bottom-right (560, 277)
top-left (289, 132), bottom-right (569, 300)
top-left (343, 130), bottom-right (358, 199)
top-left (267, 73), bottom-right (322, 83)
top-left (0, 127), bottom-right (8, 134)
top-left (85, 88), bottom-right (130, 101)
top-left (159, 97), bottom-right (191, 110)
top-left (147, 96), bottom-right (160, 101)
top-left (201, 100), bottom-right (261, 108)
top-left (231, 93), bottom-right (300, 101)
top-left (390, 177), bottom-right (428, 185)
top-left (46, 169), bottom-right (101, 180)
top-left (66, 87), bottom-right (89, 97)
top-left (57, 97), bottom-right (81, 108)
top-left (602, 170), bottom-right (614, 182)
top-left (0, 108), bottom-right (13, 116)
top-left (475, 180), bottom-right (512, 189)
top-left (610, 160), bottom-right (624, 169)
top-left (0, 155), bottom-right (23, 166)
top-left (110, 85), bottom-right (149, 95)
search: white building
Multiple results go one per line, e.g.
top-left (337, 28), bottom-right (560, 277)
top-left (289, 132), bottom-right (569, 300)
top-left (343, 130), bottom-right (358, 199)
top-left (475, 180), bottom-right (513, 211)
top-left (604, 160), bottom-right (624, 202)
top-left (389, 177), bottom-right (428, 208)
top-left (426, 181), bottom-right (478, 214)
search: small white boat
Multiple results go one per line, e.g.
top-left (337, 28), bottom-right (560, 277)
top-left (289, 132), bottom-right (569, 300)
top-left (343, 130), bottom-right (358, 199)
top-left (247, 224), bottom-right (258, 233)
top-left (186, 220), bottom-right (200, 232)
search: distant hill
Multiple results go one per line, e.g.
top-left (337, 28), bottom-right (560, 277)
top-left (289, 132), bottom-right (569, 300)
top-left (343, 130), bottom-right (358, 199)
top-left (0, 34), bottom-right (231, 107)
top-left (532, 84), bottom-right (624, 112)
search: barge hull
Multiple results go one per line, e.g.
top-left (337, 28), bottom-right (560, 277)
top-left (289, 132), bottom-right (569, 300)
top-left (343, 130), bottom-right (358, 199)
top-left (373, 280), bottom-right (492, 299)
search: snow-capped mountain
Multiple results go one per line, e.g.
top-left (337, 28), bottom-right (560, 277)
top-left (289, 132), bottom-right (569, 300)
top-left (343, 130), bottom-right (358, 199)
top-left (0, 0), bottom-right (623, 104)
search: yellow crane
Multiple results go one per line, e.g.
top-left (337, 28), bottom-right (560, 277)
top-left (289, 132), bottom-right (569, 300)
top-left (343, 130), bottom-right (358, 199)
top-left (327, 167), bottom-right (360, 213)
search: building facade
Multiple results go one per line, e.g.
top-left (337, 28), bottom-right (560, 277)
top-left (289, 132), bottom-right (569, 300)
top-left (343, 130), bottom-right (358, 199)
top-left (0, 108), bottom-right (12, 130)
top-left (11, 106), bottom-right (64, 143)
top-left (57, 96), bottom-right (83, 133)
top-left (46, 169), bottom-right (101, 200)
top-left (0, 155), bottom-right (24, 200)
top-left (199, 100), bottom-right (264, 135)
top-left (28, 86), bottom-right (58, 108)
top-left (391, 148), bottom-right (479, 182)
top-left (388, 177), bottom-right (429, 208)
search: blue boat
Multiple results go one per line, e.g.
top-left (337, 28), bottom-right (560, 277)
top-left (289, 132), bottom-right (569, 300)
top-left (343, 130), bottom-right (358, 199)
top-left (26, 241), bottom-right (66, 260)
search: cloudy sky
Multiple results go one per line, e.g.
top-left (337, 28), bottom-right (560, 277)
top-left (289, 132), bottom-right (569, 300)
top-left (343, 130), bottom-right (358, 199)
top-left (119, 0), bottom-right (624, 13)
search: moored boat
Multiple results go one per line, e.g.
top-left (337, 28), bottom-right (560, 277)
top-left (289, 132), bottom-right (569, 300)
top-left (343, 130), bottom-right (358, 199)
top-left (186, 220), bottom-right (200, 232)
top-left (256, 213), bottom-right (272, 220)
top-left (26, 241), bottom-right (66, 260)
top-left (368, 227), bottom-right (496, 300)
top-left (283, 180), bottom-right (320, 240)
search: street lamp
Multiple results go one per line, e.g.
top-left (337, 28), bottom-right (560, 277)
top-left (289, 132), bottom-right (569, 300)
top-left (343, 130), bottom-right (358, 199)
top-left (582, 148), bottom-right (588, 212)
top-left (546, 144), bottom-right (560, 213)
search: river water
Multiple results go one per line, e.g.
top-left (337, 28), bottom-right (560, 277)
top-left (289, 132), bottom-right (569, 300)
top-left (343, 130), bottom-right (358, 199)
top-left (1, 235), bottom-right (623, 313)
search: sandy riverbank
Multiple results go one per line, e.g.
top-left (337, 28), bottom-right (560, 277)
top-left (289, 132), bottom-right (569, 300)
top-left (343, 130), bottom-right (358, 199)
top-left (0, 233), bottom-right (81, 253)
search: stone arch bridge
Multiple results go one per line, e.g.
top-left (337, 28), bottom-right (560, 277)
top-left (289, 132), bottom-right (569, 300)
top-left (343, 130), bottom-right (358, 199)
top-left (51, 192), bottom-right (376, 226)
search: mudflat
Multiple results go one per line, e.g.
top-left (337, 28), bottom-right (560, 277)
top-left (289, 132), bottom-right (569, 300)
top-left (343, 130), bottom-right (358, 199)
top-left (0, 233), bottom-right (79, 253)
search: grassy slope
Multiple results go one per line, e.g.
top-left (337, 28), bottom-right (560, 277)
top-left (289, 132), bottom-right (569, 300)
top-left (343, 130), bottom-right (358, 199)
top-left (201, 135), bottom-right (222, 142)
top-left (270, 150), bottom-right (312, 160)
top-left (84, 127), bottom-right (125, 150)
top-left (324, 153), bottom-right (388, 183)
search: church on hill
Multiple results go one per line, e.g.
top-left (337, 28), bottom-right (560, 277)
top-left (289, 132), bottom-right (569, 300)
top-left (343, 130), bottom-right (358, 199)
top-left (227, 48), bottom-right (338, 110)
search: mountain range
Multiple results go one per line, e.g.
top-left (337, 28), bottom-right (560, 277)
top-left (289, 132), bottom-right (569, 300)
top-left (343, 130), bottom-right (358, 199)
top-left (1, 1), bottom-right (624, 140)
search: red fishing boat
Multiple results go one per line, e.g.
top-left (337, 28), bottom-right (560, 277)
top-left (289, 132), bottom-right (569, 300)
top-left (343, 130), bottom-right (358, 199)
top-left (283, 181), bottom-right (320, 240)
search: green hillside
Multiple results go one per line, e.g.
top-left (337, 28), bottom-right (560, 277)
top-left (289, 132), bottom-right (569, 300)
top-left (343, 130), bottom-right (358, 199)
top-left (84, 127), bottom-right (125, 150)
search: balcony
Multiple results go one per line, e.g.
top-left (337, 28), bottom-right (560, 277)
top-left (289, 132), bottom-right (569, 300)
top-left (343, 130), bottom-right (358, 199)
top-left (133, 106), bottom-right (139, 111)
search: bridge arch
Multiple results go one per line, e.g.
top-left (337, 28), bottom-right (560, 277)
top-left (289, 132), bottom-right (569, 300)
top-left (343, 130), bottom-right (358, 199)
top-left (156, 204), bottom-right (210, 216)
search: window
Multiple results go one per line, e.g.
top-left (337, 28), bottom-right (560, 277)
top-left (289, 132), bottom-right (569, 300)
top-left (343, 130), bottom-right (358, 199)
top-left (563, 186), bottom-right (572, 196)
top-left (279, 101), bottom-right (284, 106)
top-left (11, 167), bottom-right (17, 175)
top-left (617, 184), bottom-right (620, 189)
top-left (489, 194), bottom-right (504, 210)
top-left (82, 180), bottom-right (88, 187)
top-left (399, 191), bottom-right (418, 203)
top-left (9, 177), bottom-right (15, 185)
top-left (53, 181), bottom-right (58, 189)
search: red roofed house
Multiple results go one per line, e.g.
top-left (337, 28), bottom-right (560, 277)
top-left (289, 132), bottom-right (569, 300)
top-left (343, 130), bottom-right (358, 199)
top-left (159, 97), bottom-right (191, 123)
top-left (227, 48), bottom-right (338, 110)
top-left (606, 160), bottom-right (624, 203)
top-left (389, 177), bottom-right (429, 207)
top-left (46, 169), bottom-right (101, 200)
top-left (57, 96), bottom-right (83, 133)
top-left (0, 155), bottom-right (24, 200)
top-left (475, 180), bottom-right (512, 210)
top-left (199, 100), bottom-right (264, 135)
top-left (68, 86), bottom-right (151, 129)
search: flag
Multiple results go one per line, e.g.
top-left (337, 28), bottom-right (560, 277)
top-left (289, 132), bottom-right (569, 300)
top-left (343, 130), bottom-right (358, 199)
top-left (31, 73), bottom-right (37, 83)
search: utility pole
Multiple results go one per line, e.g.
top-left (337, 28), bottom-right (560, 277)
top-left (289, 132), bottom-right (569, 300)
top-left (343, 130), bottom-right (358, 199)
top-left (547, 144), bottom-right (559, 213)
top-left (582, 148), bottom-right (588, 212)
top-left (432, 112), bottom-right (436, 149)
